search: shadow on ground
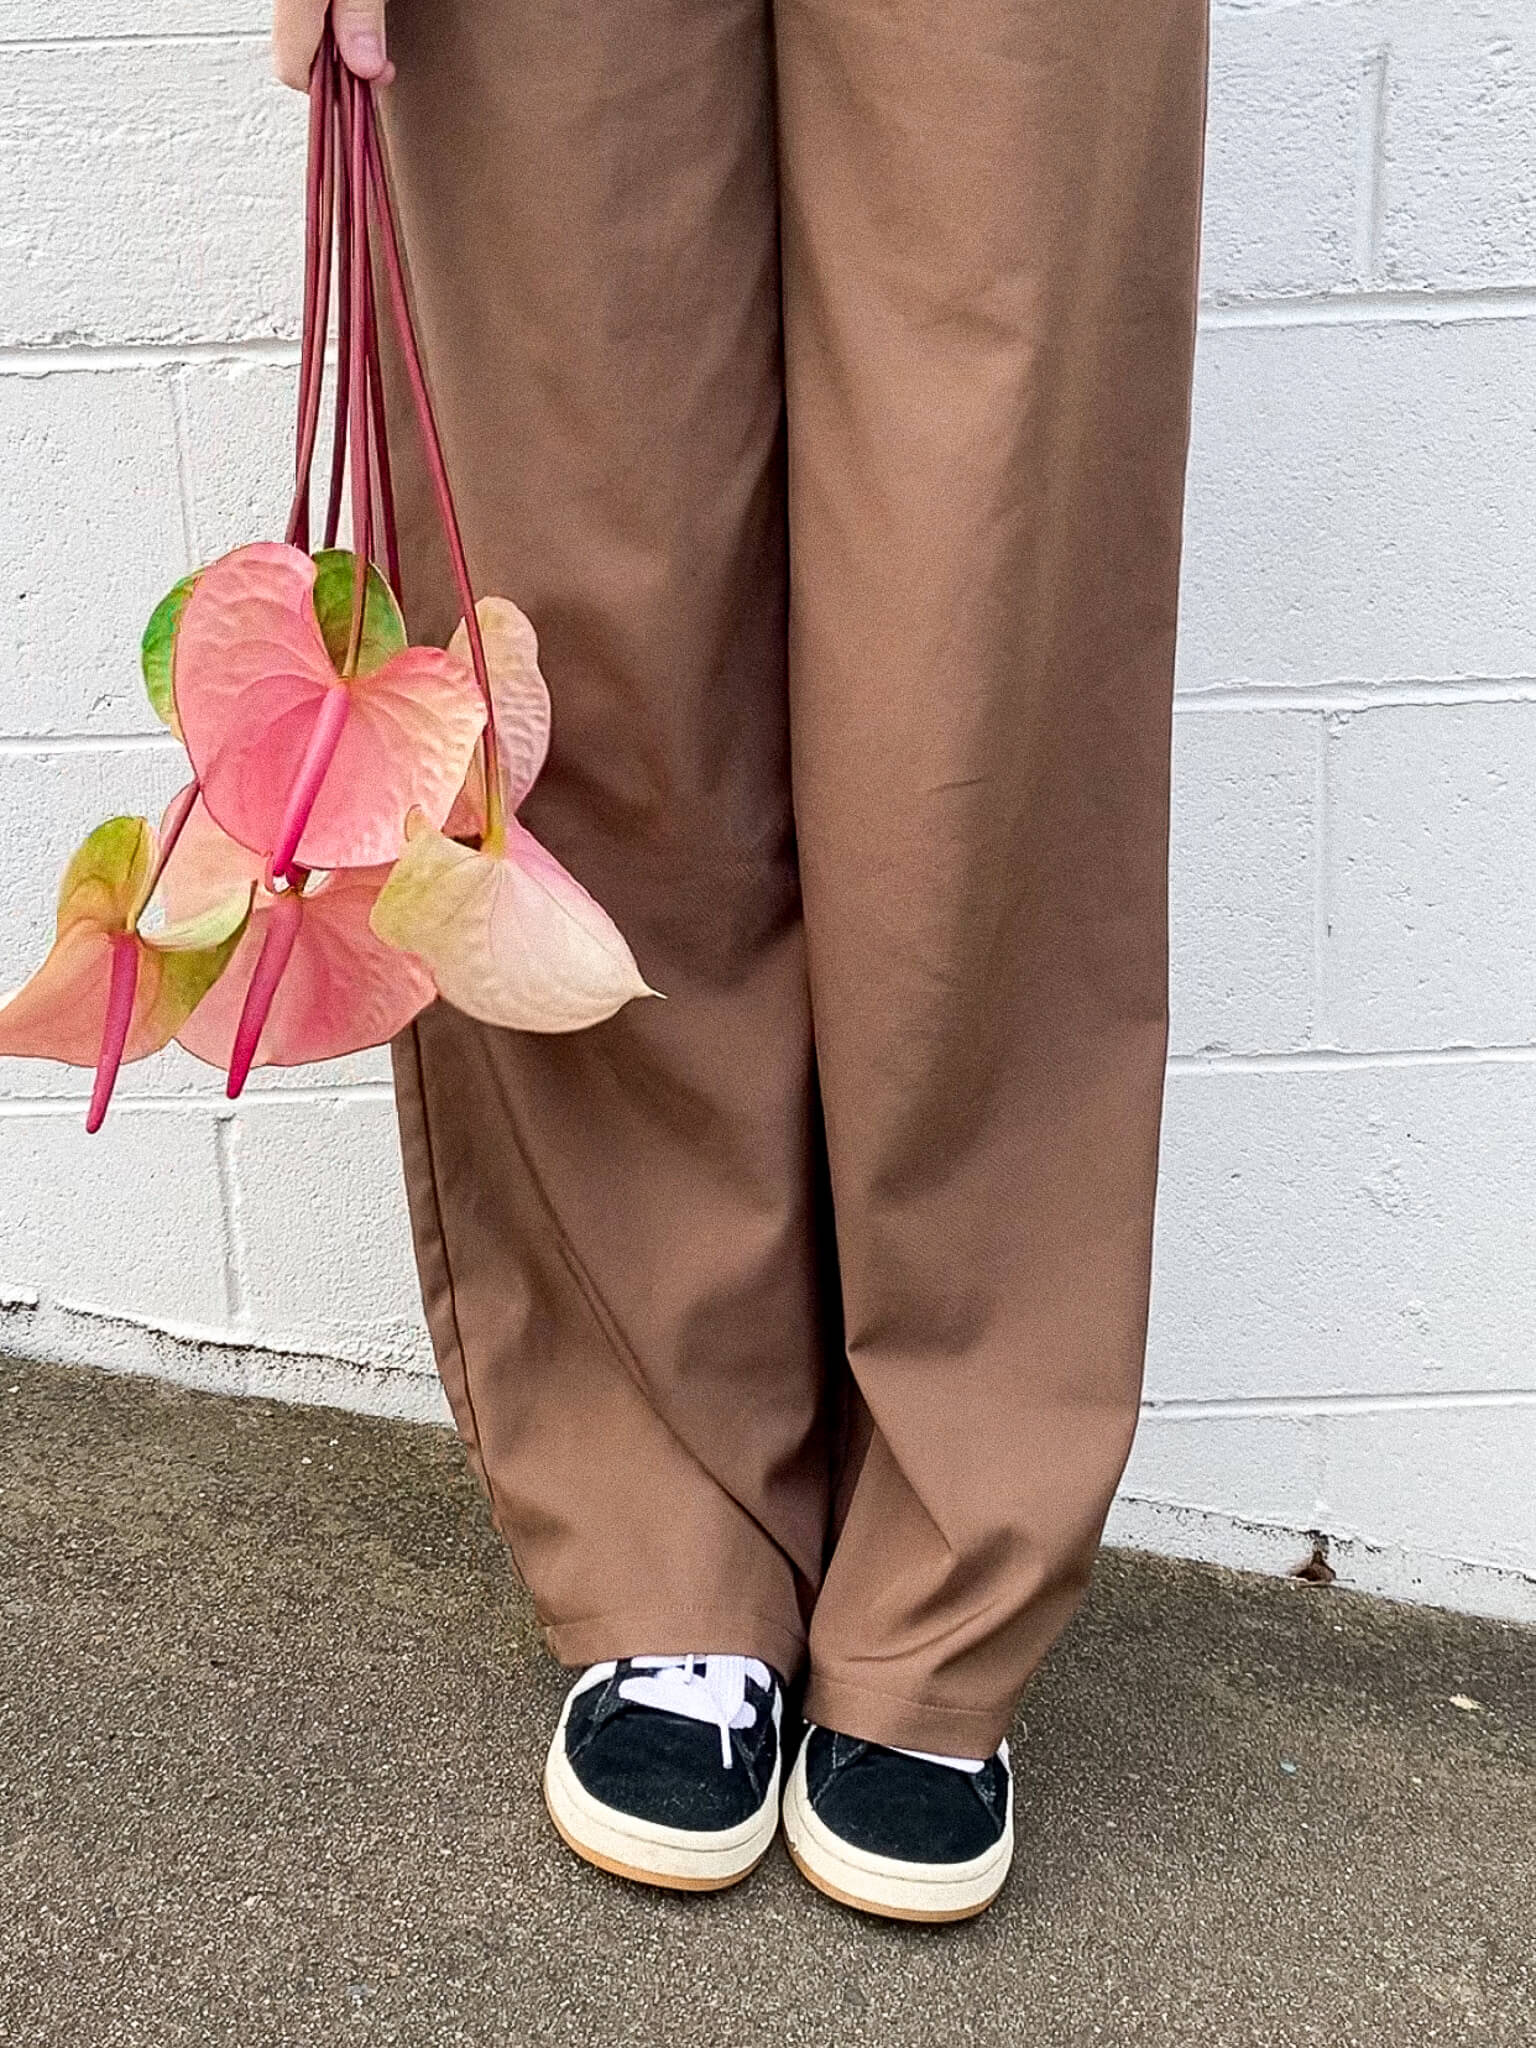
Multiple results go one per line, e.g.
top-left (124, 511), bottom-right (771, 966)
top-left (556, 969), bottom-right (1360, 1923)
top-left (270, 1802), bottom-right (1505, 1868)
top-left (1, 1358), bottom-right (1532, 2046)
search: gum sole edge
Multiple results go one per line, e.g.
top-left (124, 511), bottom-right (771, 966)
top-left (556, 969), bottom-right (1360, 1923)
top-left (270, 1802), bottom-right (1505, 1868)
top-left (784, 1837), bottom-right (1003, 1923)
top-left (542, 1769), bottom-right (770, 1894)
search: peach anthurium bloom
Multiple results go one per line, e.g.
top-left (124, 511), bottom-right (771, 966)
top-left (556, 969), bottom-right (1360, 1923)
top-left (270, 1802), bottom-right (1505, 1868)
top-left (162, 793), bottom-right (436, 1084)
top-left (370, 597), bottom-right (656, 1032)
top-left (0, 813), bottom-right (252, 1131)
top-left (371, 810), bottom-right (655, 1031)
top-left (172, 542), bottom-right (486, 876)
top-left (441, 596), bottom-right (551, 840)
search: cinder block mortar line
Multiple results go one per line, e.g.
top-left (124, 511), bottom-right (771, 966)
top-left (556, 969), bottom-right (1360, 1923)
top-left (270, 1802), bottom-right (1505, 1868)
top-left (0, 339), bottom-right (308, 376)
top-left (1210, 0), bottom-right (1367, 14)
top-left (166, 366), bottom-right (201, 568)
top-left (0, 1085), bottom-right (397, 1117)
top-left (1167, 1043), bottom-right (1536, 1074)
top-left (0, 733), bottom-right (182, 756)
top-left (211, 1112), bottom-right (250, 1334)
top-left (1310, 710), bottom-right (1331, 1048)
top-left (1199, 285), bottom-right (1536, 329)
top-left (1176, 678), bottom-right (1536, 713)
top-left (0, 30), bottom-right (267, 51)
top-left (1143, 1389), bottom-right (1536, 1420)
top-left (1354, 41), bottom-right (1391, 287)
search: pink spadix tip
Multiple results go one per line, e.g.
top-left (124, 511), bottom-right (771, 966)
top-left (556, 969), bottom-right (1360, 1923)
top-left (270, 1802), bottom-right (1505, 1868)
top-left (226, 890), bottom-right (304, 1099)
top-left (269, 683), bottom-right (352, 884)
top-left (86, 934), bottom-right (139, 1135)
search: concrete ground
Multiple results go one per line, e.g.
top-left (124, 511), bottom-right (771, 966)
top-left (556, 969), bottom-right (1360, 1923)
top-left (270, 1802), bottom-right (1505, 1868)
top-left (1, 1358), bottom-right (1532, 2048)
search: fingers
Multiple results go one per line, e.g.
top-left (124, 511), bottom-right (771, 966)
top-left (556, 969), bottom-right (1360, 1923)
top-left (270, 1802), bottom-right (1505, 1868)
top-left (272, 0), bottom-right (394, 93)
top-left (271, 0), bottom-right (328, 91)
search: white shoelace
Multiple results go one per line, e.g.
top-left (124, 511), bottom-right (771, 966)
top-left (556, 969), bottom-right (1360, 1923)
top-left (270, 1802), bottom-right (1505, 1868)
top-left (575, 1655), bottom-right (771, 1769)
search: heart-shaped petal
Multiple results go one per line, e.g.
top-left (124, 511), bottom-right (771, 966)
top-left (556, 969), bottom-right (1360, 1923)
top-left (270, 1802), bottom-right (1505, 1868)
top-left (0, 925), bottom-right (123, 1067)
top-left (174, 542), bottom-right (486, 870)
top-left (0, 816), bottom-right (250, 1071)
top-left (156, 788), bottom-right (265, 918)
top-left (171, 848), bottom-right (436, 1073)
top-left (309, 548), bottom-right (407, 675)
top-left (443, 597), bottom-right (552, 837)
top-left (55, 814), bottom-right (155, 938)
top-left (370, 811), bottom-right (656, 1032)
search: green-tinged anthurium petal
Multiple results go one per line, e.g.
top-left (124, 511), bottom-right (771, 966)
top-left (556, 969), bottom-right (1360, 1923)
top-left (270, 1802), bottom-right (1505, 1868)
top-left (370, 809), bottom-right (657, 1033)
top-left (137, 894), bottom-right (252, 1047)
top-left (55, 816), bottom-right (155, 938)
top-left (148, 887), bottom-right (256, 956)
top-left (0, 815), bottom-right (252, 1071)
top-left (141, 573), bottom-right (199, 737)
top-left (310, 549), bottom-right (408, 676)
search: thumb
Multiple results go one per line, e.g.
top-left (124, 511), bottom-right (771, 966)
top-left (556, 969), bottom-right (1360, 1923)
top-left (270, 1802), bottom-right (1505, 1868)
top-left (330, 0), bottom-right (393, 84)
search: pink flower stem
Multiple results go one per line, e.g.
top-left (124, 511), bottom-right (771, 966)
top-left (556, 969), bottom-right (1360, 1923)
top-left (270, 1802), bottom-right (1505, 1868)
top-left (286, 44), bottom-right (336, 551)
top-left (322, 78), bottom-right (352, 553)
top-left (364, 259), bottom-right (401, 596)
top-left (343, 65), bottom-right (373, 677)
top-left (363, 89), bottom-right (501, 839)
top-left (136, 778), bottom-right (201, 920)
top-left (86, 934), bottom-right (139, 1135)
top-left (288, 55), bottom-right (325, 550)
top-left (270, 684), bottom-right (352, 883)
top-left (226, 892), bottom-right (303, 1100)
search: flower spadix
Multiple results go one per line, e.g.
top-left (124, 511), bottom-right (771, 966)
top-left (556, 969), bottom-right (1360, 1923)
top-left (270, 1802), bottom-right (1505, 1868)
top-left (164, 794), bottom-right (434, 1083)
top-left (0, 813), bottom-right (251, 1131)
top-left (172, 543), bottom-right (486, 875)
top-left (371, 597), bottom-right (656, 1031)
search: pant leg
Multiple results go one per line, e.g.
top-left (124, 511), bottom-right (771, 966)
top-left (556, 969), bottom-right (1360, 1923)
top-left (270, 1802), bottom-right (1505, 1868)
top-left (377, 0), bottom-right (827, 1678)
top-left (774, 0), bottom-right (1210, 1754)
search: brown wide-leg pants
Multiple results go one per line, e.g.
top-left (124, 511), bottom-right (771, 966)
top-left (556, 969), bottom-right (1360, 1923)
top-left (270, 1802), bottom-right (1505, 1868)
top-left (380, 0), bottom-right (1208, 1757)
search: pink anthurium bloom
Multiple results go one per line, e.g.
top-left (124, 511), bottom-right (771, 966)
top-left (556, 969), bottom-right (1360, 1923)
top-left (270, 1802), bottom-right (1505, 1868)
top-left (162, 793), bottom-right (436, 1087)
top-left (370, 597), bottom-right (656, 1033)
top-left (172, 542), bottom-right (486, 877)
top-left (0, 814), bottom-right (252, 1131)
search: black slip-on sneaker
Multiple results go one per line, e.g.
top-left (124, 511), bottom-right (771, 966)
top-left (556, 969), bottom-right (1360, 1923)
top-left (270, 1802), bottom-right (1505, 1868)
top-left (542, 1654), bottom-right (783, 1891)
top-left (782, 1724), bottom-right (1014, 1922)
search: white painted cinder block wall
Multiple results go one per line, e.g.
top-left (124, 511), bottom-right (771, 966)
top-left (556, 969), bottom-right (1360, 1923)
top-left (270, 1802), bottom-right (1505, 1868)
top-left (1, 3), bottom-right (1533, 1622)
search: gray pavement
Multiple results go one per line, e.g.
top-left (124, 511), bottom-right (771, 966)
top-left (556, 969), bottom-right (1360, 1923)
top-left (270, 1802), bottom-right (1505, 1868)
top-left (1, 1355), bottom-right (1532, 2047)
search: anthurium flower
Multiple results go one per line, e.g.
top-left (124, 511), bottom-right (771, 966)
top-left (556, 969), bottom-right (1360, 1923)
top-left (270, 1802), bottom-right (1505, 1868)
top-left (162, 793), bottom-right (435, 1089)
top-left (441, 596), bottom-right (551, 840)
top-left (172, 542), bottom-right (485, 876)
top-left (371, 593), bottom-right (655, 1031)
top-left (0, 815), bottom-right (251, 1131)
top-left (371, 809), bottom-right (655, 1032)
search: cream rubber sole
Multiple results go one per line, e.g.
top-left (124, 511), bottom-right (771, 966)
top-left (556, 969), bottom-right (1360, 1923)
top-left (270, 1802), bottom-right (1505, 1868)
top-left (541, 1689), bottom-right (781, 1893)
top-left (780, 1740), bottom-right (1013, 1923)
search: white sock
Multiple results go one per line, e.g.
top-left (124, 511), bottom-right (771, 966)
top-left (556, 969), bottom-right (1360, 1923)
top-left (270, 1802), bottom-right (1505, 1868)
top-left (892, 1738), bottom-right (1009, 1775)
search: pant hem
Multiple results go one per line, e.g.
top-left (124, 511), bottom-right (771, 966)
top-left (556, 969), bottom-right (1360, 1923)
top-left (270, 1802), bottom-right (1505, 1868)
top-left (803, 1672), bottom-right (1014, 1759)
top-left (545, 1606), bottom-right (808, 1685)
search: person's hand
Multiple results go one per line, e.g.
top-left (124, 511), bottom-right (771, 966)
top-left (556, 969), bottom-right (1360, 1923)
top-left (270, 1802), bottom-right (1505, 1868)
top-left (272, 1), bottom-right (394, 92)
